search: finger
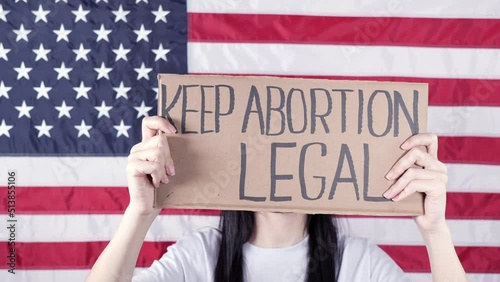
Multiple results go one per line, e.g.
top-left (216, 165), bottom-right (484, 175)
top-left (391, 179), bottom-right (445, 202)
top-left (131, 136), bottom-right (175, 176)
top-left (385, 147), bottom-right (440, 180)
top-left (401, 133), bottom-right (438, 158)
top-left (383, 169), bottom-right (444, 199)
top-left (127, 160), bottom-right (165, 188)
top-left (131, 135), bottom-right (167, 154)
top-left (141, 116), bottom-right (176, 141)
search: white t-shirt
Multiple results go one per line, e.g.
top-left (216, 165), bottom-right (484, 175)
top-left (133, 227), bottom-right (409, 282)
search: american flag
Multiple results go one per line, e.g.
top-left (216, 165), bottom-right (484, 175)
top-left (0, 0), bottom-right (499, 281)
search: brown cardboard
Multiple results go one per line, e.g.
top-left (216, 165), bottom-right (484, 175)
top-left (155, 74), bottom-right (427, 216)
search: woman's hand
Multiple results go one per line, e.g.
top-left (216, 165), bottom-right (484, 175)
top-left (126, 116), bottom-right (177, 216)
top-left (383, 133), bottom-right (448, 233)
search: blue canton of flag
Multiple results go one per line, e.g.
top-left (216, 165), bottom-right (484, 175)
top-left (0, 0), bottom-right (187, 155)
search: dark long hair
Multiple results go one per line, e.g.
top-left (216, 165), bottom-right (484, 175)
top-left (214, 211), bottom-right (343, 282)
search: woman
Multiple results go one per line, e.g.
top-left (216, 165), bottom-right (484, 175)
top-left (86, 116), bottom-right (468, 282)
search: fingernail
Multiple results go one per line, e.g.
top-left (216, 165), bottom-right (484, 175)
top-left (168, 124), bottom-right (177, 134)
top-left (383, 190), bottom-right (392, 199)
top-left (167, 165), bottom-right (175, 176)
top-left (400, 143), bottom-right (408, 150)
top-left (392, 195), bottom-right (400, 202)
top-left (162, 174), bottom-right (169, 183)
top-left (385, 171), bottom-right (394, 180)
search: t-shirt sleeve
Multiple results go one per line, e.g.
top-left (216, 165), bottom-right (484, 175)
top-left (132, 243), bottom-right (185, 282)
top-left (368, 242), bottom-right (411, 282)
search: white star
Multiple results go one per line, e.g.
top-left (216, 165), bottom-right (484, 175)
top-left (95, 101), bottom-right (112, 118)
top-left (53, 24), bottom-right (71, 42)
top-left (152, 44), bottom-right (170, 62)
top-left (0, 81), bottom-right (11, 99)
top-left (32, 5), bottom-right (50, 23)
top-left (54, 62), bottom-right (72, 80)
top-left (0, 4), bottom-right (10, 22)
top-left (94, 62), bottom-right (112, 80)
top-left (72, 4), bottom-right (89, 23)
top-left (55, 101), bottom-right (73, 118)
top-left (136, 0), bottom-right (148, 3)
top-left (35, 120), bottom-right (53, 138)
top-left (13, 24), bottom-right (31, 42)
top-left (134, 63), bottom-right (152, 80)
top-left (153, 87), bottom-right (158, 100)
top-left (14, 62), bottom-right (32, 80)
top-left (75, 120), bottom-right (92, 138)
top-left (73, 81), bottom-right (91, 99)
top-left (33, 43), bottom-right (50, 61)
top-left (152, 6), bottom-right (170, 23)
top-left (34, 81), bottom-right (51, 99)
top-left (113, 81), bottom-right (130, 99)
top-left (112, 43), bottom-right (130, 62)
top-left (134, 24), bottom-right (151, 42)
top-left (55, 0), bottom-right (67, 2)
top-left (134, 101), bottom-right (152, 118)
top-left (73, 43), bottom-right (91, 61)
top-left (15, 101), bottom-right (33, 118)
top-left (0, 120), bottom-right (13, 138)
top-left (15, 0), bottom-right (27, 3)
top-left (114, 120), bottom-right (131, 138)
top-left (95, 0), bottom-right (108, 2)
top-left (112, 5), bottom-right (129, 23)
top-left (94, 24), bottom-right (111, 42)
top-left (0, 43), bottom-right (9, 60)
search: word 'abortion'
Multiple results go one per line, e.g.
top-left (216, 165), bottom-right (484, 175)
top-left (161, 84), bottom-right (420, 137)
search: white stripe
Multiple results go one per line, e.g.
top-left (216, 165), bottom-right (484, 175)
top-left (1, 160), bottom-right (500, 193)
top-left (188, 43), bottom-right (500, 79)
top-left (188, 0), bottom-right (500, 19)
top-left (429, 106), bottom-right (500, 137)
top-left (0, 269), bottom-right (498, 282)
top-left (1, 214), bottom-right (498, 246)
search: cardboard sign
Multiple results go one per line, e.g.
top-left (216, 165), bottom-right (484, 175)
top-left (155, 74), bottom-right (427, 215)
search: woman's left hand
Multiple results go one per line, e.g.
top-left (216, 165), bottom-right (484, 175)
top-left (383, 133), bottom-right (448, 233)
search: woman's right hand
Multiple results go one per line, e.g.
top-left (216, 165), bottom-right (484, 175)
top-left (126, 116), bottom-right (177, 216)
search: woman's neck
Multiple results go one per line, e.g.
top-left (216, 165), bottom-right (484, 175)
top-left (248, 212), bottom-right (308, 248)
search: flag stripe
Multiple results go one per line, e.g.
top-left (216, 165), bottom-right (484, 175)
top-left (187, 42), bottom-right (500, 79)
top-left (189, 13), bottom-right (500, 48)
top-left (2, 215), bottom-right (498, 246)
top-left (1, 187), bottom-right (498, 219)
top-left (1, 241), bottom-right (498, 272)
top-left (188, 0), bottom-right (500, 19)
top-left (438, 137), bottom-right (500, 165)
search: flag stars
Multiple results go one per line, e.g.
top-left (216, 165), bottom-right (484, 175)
top-left (152, 44), bottom-right (170, 62)
top-left (152, 6), bottom-right (170, 23)
top-left (95, 101), bottom-right (112, 118)
top-left (112, 5), bottom-right (129, 23)
top-left (55, 101), bottom-right (73, 118)
top-left (0, 81), bottom-right (11, 99)
top-left (14, 62), bottom-right (32, 80)
top-left (94, 24), bottom-right (111, 42)
top-left (34, 81), bottom-right (51, 99)
top-left (0, 4), bottom-right (10, 22)
top-left (136, 0), bottom-right (148, 3)
top-left (14, 24), bottom-right (31, 42)
top-left (33, 43), bottom-right (50, 61)
top-left (114, 120), bottom-right (131, 138)
top-left (75, 120), bottom-right (92, 138)
top-left (32, 5), bottom-right (50, 23)
top-left (95, 62), bottom-right (112, 80)
top-left (73, 43), bottom-right (91, 61)
top-left (54, 24), bottom-right (71, 42)
top-left (134, 63), bottom-right (152, 80)
top-left (74, 81), bottom-right (91, 99)
top-left (54, 62), bottom-right (72, 80)
top-left (134, 101), bottom-right (152, 118)
top-left (0, 120), bottom-right (13, 138)
top-left (134, 24), bottom-right (151, 42)
top-left (35, 120), bottom-right (53, 138)
top-left (72, 4), bottom-right (89, 23)
top-left (112, 43), bottom-right (130, 62)
top-left (0, 43), bottom-right (10, 60)
top-left (15, 100), bottom-right (34, 118)
top-left (113, 82), bottom-right (130, 99)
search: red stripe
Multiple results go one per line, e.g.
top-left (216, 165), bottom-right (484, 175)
top-left (439, 137), bottom-right (500, 165)
top-left (380, 245), bottom-right (500, 273)
top-left (0, 187), bottom-right (498, 219)
top-left (189, 13), bottom-right (500, 48)
top-left (192, 74), bottom-right (500, 107)
top-left (1, 241), bottom-right (498, 273)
